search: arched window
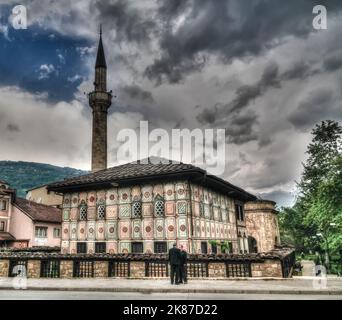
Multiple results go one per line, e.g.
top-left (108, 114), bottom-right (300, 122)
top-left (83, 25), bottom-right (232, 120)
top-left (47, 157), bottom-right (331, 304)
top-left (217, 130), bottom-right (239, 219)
top-left (248, 236), bottom-right (258, 253)
top-left (132, 201), bottom-right (142, 218)
top-left (154, 195), bottom-right (165, 217)
top-left (97, 201), bottom-right (106, 220)
top-left (79, 201), bottom-right (87, 221)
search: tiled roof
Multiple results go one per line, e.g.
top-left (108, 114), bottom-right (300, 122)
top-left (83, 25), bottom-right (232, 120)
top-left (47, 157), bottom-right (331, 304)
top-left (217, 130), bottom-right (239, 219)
top-left (48, 158), bottom-right (201, 188)
top-left (48, 158), bottom-right (256, 201)
top-left (14, 198), bottom-right (62, 224)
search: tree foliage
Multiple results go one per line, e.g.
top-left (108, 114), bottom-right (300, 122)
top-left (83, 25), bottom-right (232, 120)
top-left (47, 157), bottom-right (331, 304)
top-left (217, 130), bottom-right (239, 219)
top-left (279, 120), bottom-right (342, 257)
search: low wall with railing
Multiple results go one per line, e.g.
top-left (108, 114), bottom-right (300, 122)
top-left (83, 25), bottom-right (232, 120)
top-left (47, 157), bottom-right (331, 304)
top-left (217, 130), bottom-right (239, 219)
top-left (0, 248), bottom-right (295, 279)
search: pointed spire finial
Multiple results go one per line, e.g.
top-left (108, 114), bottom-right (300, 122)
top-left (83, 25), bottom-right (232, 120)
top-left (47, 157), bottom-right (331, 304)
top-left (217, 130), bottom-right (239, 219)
top-left (95, 24), bottom-right (107, 69)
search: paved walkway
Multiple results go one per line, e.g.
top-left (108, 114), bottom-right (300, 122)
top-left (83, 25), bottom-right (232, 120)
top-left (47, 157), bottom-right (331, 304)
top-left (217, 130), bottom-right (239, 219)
top-left (0, 277), bottom-right (341, 295)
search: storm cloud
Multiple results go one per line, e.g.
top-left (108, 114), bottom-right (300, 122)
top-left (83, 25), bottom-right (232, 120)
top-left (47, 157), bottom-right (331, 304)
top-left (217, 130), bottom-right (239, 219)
top-left (1, 0), bottom-right (342, 207)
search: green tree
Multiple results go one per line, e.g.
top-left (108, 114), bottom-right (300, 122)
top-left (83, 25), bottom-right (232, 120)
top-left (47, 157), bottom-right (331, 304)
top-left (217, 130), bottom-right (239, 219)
top-left (279, 120), bottom-right (342, 256)
top-left (298, 120), bottom-right (342, 207)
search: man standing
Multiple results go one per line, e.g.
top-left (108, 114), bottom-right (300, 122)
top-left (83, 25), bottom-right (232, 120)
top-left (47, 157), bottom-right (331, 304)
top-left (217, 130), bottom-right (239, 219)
top-left (168, 243), bottom-right (181, 285)
top-left (179, 245), bottom-right (188, 284)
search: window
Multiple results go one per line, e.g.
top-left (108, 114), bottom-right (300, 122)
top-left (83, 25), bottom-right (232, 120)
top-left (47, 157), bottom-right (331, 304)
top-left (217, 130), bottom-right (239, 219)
top-left (201, 241), bottom-right (208, 254)
top-left (132, 201), bottom-right (142, 218)
top-left (235, 204), bottom-right (244, 221)
top-left (154, 197), bottom-right (165, 217)
top-left (0, 221), bottom-right (5, 231)
top-left (77, 242), bottom-right (87, 254)
top-left (35, 227), bottom-right (47, 238)
top-left (97, 204), bottom-right (106, 220)
top-left (0, 200), bottom-right (7, 211)
top-left (53, 228), bottom-right (61, 238)
top-left (200, 203), bottom-right (205, 218)
top-left (79, 204), bottom-right (87, 220)
top-left (95, 242), bottom-right (106, 253)
top-left (154, 241), bottom-right (167, 253)
top-left (211, 243), bottom-right (217, 254)
top-left (132, 242), bottom-right (143, 253)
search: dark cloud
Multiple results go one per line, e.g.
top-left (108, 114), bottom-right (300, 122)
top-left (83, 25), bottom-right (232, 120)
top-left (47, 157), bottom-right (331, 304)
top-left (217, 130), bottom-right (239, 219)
top-left (225, 111), bottom-right (258, 144)
top-left (197, 62), bottom-right (279, 126)
top-left (287, 89), bottom-right (337, 130)
top-left (146, 0), bottom-right (342, 84)
top-left (120, 84), bottom-right (154, 104)
top-left (95, 0), bottom-right (156, 44)
top-left (322, 54), bottom-right (342, 72)
top-left (6, 123), bottom-right (20, 132)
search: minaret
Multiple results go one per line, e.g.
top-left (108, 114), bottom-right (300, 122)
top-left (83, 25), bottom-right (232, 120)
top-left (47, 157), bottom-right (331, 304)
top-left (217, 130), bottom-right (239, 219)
top-left (88, 26), bottom-right (112, 172)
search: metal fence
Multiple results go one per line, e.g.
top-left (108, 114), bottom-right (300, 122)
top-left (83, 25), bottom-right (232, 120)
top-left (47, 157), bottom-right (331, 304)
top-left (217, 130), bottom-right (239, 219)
top-left (145, 260), bottom-right (169, 277)
top-left (8, 259), bottom-right (27, 277)
top-left (73, 260), bottom-right (94, 278)
top-left (226, 262), bottom-right (251, 277)
top-left (40, 260), bottom-right (60, 278)
top-left (108, 260), bottom-right (130, 277)
top-left (187, 262), bottom-right (209, 278)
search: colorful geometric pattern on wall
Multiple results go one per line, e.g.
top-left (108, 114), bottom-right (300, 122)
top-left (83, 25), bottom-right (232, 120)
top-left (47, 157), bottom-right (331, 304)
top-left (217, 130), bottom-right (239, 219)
top-left (119, 204), bottom-right (131, 218)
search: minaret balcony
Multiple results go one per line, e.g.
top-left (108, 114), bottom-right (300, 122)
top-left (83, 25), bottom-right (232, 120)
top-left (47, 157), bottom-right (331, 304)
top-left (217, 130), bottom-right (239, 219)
top-left (88, 91), bottom-right (112, 108)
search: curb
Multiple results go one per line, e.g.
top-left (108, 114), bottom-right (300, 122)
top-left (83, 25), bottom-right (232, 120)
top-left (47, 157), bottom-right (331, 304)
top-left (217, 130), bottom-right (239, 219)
top-left (0, 286), bottom-right (341, 295)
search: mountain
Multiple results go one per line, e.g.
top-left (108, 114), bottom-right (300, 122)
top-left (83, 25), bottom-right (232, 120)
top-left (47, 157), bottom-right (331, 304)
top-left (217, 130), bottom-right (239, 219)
top-left (0, 161), bottom-right (87, 197)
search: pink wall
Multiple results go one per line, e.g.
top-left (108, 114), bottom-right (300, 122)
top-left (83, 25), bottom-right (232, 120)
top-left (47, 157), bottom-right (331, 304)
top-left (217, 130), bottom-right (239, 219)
top-left (9, 206), bottom-right (61, 247)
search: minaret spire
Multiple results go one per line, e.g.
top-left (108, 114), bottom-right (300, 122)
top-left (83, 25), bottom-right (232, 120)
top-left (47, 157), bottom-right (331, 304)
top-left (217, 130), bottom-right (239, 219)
top-left (88, 26), bottom-right (112, 172)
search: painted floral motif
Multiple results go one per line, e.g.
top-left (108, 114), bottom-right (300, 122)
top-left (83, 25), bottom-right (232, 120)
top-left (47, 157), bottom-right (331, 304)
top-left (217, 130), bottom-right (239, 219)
top-left (144, 192), bottom-right (150, 198)
top-left (99, 227), bottom-right (104, 234)
top-left (89, 196), bottom-right (95, 203)
top-left (72, 198), bottom-right (78, 204)
top-left (89, 228), bottom-right (94, 234)
top-left (72, 228), bottom-right (76, 234)
top-left (63, 228), bottom-right (68, 234)
top-left (168, 225), bottom-right (174, 232)
top-left (145, 226), bottom-right (152, 233)
top-left (134, 226), bottom-right (140, 233)
top-left (80, 228), bottom-right (84, 234)
top-left (109, 227), bottom-right (115, 233)
top-left (157, 225), bottom-right (163, 232)
top-left (109, 194), bottom-right (115, 201)
top-left (180, 225), bottom-right (186, 232)
top-left (122, 226), bottom-right (128, 233)
top-left (122, 193), bottom-right (128, 200)
top-left (167, 189), bottom-right (173, 196)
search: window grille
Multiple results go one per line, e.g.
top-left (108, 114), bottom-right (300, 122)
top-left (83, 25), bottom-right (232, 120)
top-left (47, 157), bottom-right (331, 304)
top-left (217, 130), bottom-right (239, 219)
top-left (97, 204), bottom-right (106, 219)
top-left (154, 199), bottom-right (165, 217)
top-left (132, 242), bottom-right (143, 253)
top-left (132, 201), bottom-right (142, 218)
top-left (154, 241), bottom-right (167, 253)
top-left (95, 242), bottom-right (106, 253)
top-left (41, 260), bottom-right (60, 278)
top-left (80, 205), bottom-right (87, 220)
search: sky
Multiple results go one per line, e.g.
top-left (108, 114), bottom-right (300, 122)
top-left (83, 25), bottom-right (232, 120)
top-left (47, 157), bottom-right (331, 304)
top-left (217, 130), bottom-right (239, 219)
top-left (0, 0), bottom-right (342, 207)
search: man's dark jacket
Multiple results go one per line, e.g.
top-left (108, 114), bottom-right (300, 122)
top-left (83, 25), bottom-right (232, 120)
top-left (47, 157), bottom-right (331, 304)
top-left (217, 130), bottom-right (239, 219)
top-left (169, 247), bottom-right (181, 265)
top-left (180, 250), bottom-right (187, 265)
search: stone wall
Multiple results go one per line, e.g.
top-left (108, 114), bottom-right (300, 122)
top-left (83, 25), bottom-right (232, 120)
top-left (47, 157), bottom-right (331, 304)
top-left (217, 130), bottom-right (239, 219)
top-left (245, 200), bottom-right (280, 253)
top-left (27, 260), bottom-right (40, 278)
top-left (60, 260), bottom-right (73, 278)
top-left (94, 261), bottom-right (108, 277)
top-left (130, 261), bottom-right (145, 278)
top-left (0, 249), bottom-right (294, 279)
top-left (208, 262), bottom-right (226, 278)
top-left (0, 259), bottom-right (9, 277)
top-left (251, 259), bottom-right (283, 278)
